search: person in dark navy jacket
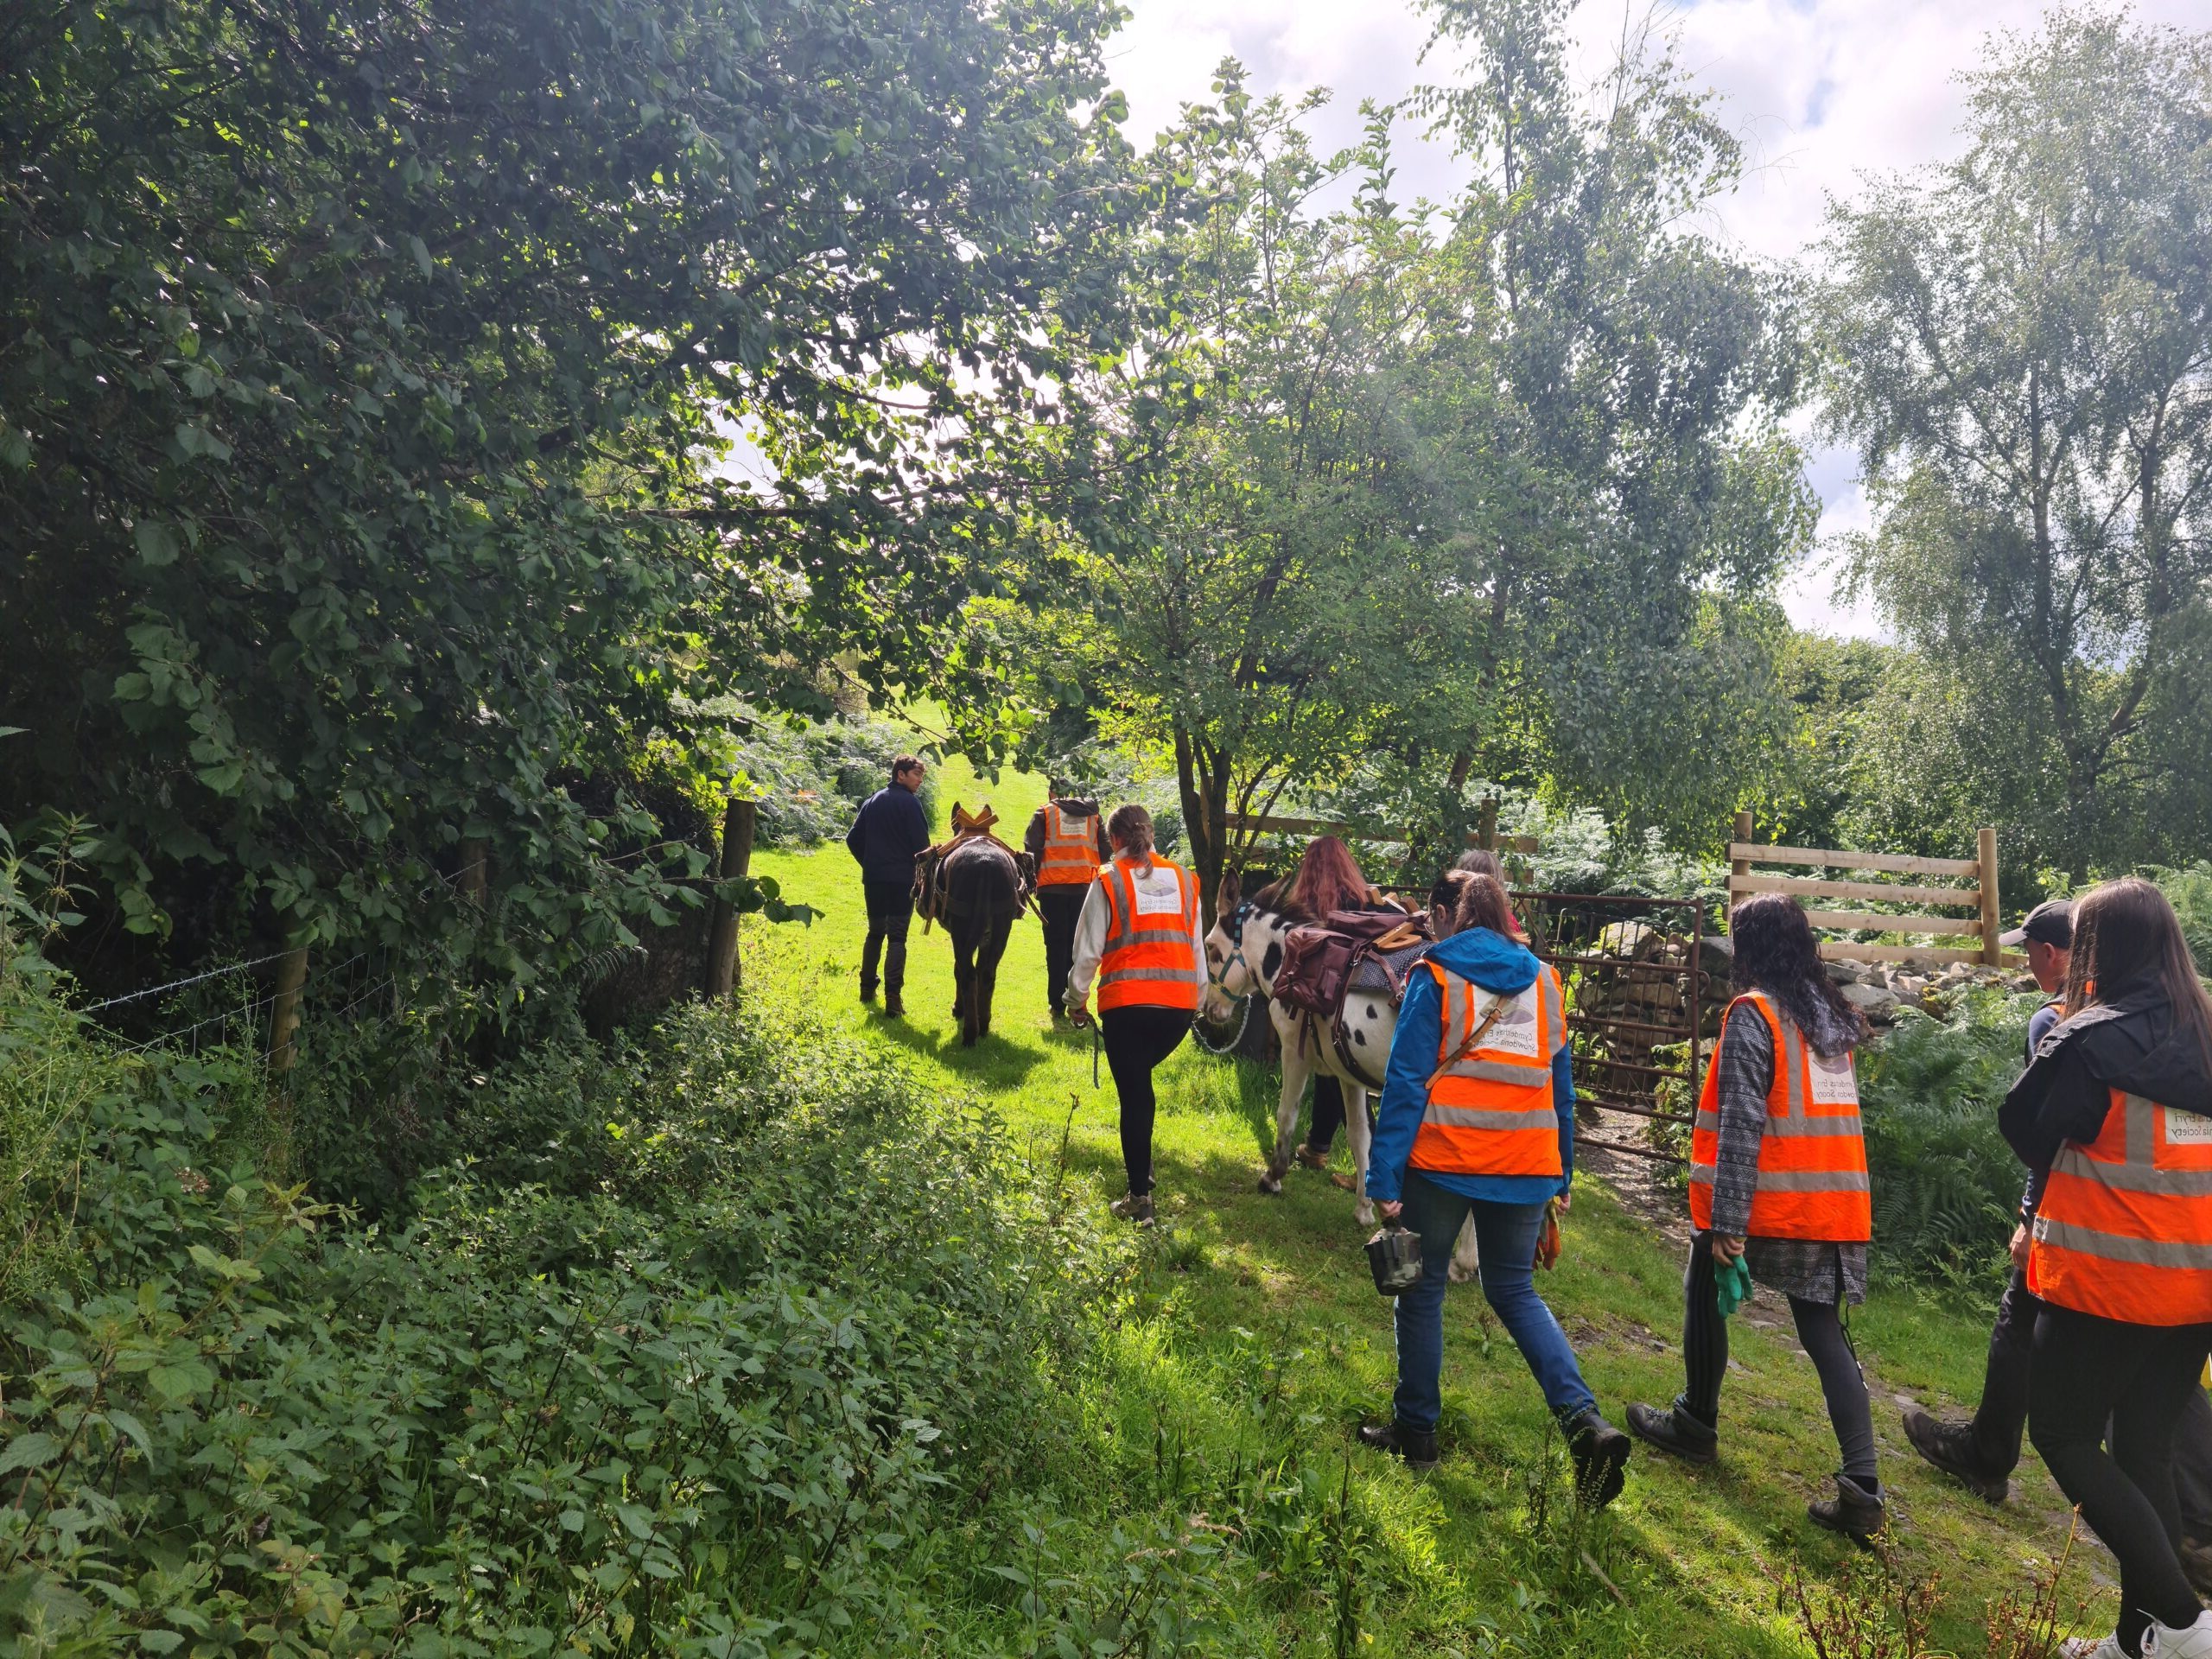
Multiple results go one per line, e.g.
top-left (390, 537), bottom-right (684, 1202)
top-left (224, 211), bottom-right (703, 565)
top-left (845, 755), bottom-right (931, 1016)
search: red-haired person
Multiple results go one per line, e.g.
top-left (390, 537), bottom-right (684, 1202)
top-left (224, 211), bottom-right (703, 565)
top-left (1284, 837), bottom-right (1401, 1174)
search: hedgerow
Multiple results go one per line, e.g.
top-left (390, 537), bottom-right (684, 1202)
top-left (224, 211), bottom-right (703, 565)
top-left (0, 956), bottom-right (1262, 1656)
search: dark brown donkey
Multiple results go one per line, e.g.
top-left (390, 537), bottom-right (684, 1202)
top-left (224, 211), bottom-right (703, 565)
top-left (913, 805), bottom-right (1035, 1046)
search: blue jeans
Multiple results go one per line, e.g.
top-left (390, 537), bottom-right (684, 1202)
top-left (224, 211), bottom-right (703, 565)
top-left (1392, 1168), bottom-right (1595, 1432)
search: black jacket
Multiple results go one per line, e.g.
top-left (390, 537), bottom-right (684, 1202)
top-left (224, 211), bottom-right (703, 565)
top-left (845, 784), bottom-right (931, 886)
top-left (2001, 978), bottom-right (2212, 1201)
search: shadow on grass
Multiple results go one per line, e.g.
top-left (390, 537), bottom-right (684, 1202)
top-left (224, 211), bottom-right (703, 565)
top-left (873, 1010), bottom-right (1052, 1084)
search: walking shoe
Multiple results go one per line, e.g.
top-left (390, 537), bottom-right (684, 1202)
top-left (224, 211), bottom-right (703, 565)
top-left (1808, 1473), bottom-right (1885, 1546)
top-left (1295, 1146), bottom-right (1330, 1172)
top-left (1626, 1399), bottom-right (1718, 1466)
top-left (1901, 1404), bottom-right (2008, 1503)
top-left (1563, 1408), bottom-right (1631, 1510)
top-left (2146, 1611), bottom-right (2212, 1657)
top-left (2058, 1636), bottom-right (2126, 1658)
top-left (1109, 1192), bottom-right (1154, 1224)
top-left (1357, 1420), bottom-right (1440, 1472)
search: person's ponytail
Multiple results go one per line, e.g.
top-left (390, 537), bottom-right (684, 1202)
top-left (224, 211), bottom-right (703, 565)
top-left (1107, 804), bottom-right (1156, 876)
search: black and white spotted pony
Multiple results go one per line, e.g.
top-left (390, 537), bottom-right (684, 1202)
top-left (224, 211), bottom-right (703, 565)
top-left (1203, 869), bottom-right (1481, 1278)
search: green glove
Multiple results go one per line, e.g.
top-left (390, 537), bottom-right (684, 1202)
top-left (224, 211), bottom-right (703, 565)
top-left (1715, 1254), bottom-right (1754, 1318)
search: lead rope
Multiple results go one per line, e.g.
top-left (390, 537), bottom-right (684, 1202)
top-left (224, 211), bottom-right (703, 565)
top-left (1189, 991), bottom-right (1254, 1056)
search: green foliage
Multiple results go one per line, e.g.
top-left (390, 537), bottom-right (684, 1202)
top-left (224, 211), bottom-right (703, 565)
top-left (725, 713), bottom-right (940, 846)
top-left (2145, 862), bottom-right (2212, 977)
top-left (1817, 8), bottom-right (2212, 881)
top-left (0, 0), bottom-right (1143, 978)
top-left (0, 969), bottom-right (1169, 1653)
top-left (1858, 993), bottom-right (2039, 1282)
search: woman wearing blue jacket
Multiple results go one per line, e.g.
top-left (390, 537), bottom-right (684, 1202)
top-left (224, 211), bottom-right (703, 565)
top-left (1361, 874), bottom-right (1631, 1507)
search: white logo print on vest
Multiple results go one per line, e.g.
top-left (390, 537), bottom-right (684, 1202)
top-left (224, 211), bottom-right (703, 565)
top-left (2165, 1109), bottom-right (2212, 1146)
top-left (1807, 1048), bottom-right (1859, 1107)
top-left (1133, 876), bottom-right (1184, 916)
top-left (1479, 984), bottom-right (1544, 1059)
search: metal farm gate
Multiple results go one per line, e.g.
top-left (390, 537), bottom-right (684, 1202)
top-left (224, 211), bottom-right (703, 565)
top-left (1511, 891), bottom-right (1714, 1166)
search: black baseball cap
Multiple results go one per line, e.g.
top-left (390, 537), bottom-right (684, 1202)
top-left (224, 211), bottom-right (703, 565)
top-left (2000, 899), bottom-right (2073, 950)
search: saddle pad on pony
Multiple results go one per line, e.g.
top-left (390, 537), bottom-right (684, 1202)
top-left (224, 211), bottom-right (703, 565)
top-left (1347, 938), bottom-right (1437, 1002)
top-left (1274, 907), bottom-right (1433, 1019)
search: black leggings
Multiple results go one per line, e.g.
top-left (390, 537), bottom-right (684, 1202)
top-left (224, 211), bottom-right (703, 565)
top-left (1681, 1232), bottom-right (1877, 1486)
top-left (1101, 1006), bottom-right (1192, 1197)
top-left (1306, 1075), bottom-right (1345, 1153)
top-left (2031, 1305), bottom-right (2212, 1653)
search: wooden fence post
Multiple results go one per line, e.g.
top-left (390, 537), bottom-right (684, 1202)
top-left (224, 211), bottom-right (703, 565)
top-left (1477, 797), bottom-right (1499, 853)
top-left (1979, 826), bottom-right (2002, 967)
top-left (706, 798), bottom-right (757, 999)
top-left (1727, 810), bottom-right (1753, 928)
top-left (269, 946), bottom-right (309, 1075)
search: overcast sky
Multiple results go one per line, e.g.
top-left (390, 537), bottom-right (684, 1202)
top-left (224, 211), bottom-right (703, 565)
top-left (1100, 0), bottom-right (2202, 639)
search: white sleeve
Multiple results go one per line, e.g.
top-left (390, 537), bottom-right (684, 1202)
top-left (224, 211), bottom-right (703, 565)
top-left (1189, 888), bottom-right (1207, 993)
top-left (1065, 879), bottom-right (1111, 1002)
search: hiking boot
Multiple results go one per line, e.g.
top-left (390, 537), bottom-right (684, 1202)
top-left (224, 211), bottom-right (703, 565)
top-left (1357, 1420), bottom-right (1440, 1472)
top-left (1626, 1399), bottom-right (1718, 1466)
top-left (859, 977), bottom-right (877, 1004)
top-left (883, 993), bottom-right (905, 1019)
top-left (1808, 1474), bottom-right (1885, 1546)
top-left (1901, 1405), bottom-right (2007, 1503)
top-left (1109, 1192), bottom-right (1154, 1224)
top-left (1563, 1408), bottom-right (1631, 1510)
top-left (1295, 1145), bottom-right (1330, 1173)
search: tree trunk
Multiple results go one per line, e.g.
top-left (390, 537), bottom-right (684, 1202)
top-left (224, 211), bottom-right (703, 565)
top-left (1174, 723), bottom-right (1232, 927)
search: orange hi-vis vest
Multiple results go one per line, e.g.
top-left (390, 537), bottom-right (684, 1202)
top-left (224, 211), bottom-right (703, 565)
top-left (1690, 992), bottom-right (1872, 1242)
top-left (1410, 961), bottom-right (1567, 1179)
top-left (1037, 803), bottom-right (1101, 887)
top-left (2030, 1090), bottom-right (2212, 1326)
top-left (1095, 856), bottom-right (1200, 1014)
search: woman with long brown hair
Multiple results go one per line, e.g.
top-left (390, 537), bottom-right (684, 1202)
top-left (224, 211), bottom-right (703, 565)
top-left (2002, 878), bottom-right (2212, 1659)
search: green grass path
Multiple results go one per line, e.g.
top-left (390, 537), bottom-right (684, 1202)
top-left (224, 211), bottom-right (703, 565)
top-left (737, 755), bottom-right (2111, 1656)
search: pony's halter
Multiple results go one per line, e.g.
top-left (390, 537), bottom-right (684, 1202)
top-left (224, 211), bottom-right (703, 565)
top-left (1210, 899), bottom-right (1261, 994)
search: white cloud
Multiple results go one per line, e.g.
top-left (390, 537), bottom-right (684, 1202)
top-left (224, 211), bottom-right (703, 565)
top-left (1103, 0), bottom-right (2202, 638)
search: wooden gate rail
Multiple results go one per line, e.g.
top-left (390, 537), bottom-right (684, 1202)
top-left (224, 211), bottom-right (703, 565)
top-left (1726, 812), bottom-right (2018, 969)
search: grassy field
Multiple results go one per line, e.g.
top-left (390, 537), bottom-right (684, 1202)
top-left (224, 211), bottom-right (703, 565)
top-left (736, 753), bottom-right (2113, 1656)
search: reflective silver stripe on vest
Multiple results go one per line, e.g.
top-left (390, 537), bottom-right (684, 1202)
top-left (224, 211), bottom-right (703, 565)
top-left (1098, 966), bottom-right (1198, 986)
top-left (1690, 1165), bottom-right (1866, 1192)
top-left (1425, 1103), bottom-right (1553, 1131)
top-left (1448, 1058), bottom-right (1552, 1087)
top-left (2035, 1213), bottom-right (2212, 1271)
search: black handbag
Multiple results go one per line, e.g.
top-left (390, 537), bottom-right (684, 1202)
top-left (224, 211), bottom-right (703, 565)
top-left (1366, 1224), bottom-right (1422, 1295)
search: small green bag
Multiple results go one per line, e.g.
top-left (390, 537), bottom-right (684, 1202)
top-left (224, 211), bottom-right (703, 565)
top-left (1715, 1255), bottom-right (1754, 1318)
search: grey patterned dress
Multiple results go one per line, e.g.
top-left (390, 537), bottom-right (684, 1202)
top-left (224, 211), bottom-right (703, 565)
top-left (1708, 1001), bottom-right (1869, 1307)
